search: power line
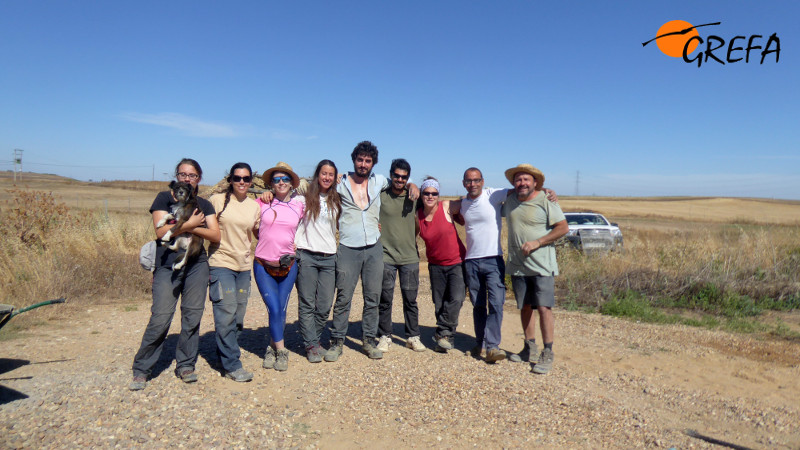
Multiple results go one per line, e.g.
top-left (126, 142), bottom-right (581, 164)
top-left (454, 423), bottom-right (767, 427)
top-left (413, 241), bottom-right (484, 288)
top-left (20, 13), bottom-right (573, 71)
top-left (24, 161), bottom-right (152, 169)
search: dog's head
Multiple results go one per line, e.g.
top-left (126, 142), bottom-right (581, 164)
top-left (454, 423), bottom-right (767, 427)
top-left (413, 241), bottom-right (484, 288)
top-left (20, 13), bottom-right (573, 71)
top-left (169, 180), bottom-right (195, 204)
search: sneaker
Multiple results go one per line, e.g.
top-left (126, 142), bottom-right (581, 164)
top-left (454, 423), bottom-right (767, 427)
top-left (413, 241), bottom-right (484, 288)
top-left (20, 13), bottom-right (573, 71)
top-left (306, 343), bottom-right (323, 363)
top-left (225, 367), bottom-right (254, 382)
top-left (467, 345), bottom-right (485, 358)
top-left (434, 334), bottom-right (453, 352)
top-left (405, 336), bottom-right (426, 352)
top-left (509, 339), bottom-right (539, 363)
top-left (324, 338), bottom-right (344, 362)
top-left (362, 340), bottom-right (384, 360)
top-left (274, 348), bottom-right (289, 371)
top-left (485, 348), bottom-right (506, 363)
top-left (262, 347), bottom-right (276, 369)
top-left (129, 375), bottom-right (147, 391)
top-left (532, 348), bottom-right (554, 374)
top-left (376, 335), bottom-right (392, 353)
top-left (176, 367), bottom-right (198, 383)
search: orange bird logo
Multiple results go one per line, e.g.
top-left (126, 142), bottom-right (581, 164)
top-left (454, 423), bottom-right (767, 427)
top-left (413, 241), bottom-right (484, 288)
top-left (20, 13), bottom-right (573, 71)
top-left (642, 20), bottom-right (721, 57)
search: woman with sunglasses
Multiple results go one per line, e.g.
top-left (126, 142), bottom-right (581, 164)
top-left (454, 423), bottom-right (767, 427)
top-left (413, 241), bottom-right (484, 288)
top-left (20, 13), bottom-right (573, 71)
top-left (416, 177), bottom-right (467, 353)
top-left (130, 158), bottom-right (221, 391)
top-left (207, 162), bottom-right (260, 382)
top-left (253, 162), bottom-right (304, 371)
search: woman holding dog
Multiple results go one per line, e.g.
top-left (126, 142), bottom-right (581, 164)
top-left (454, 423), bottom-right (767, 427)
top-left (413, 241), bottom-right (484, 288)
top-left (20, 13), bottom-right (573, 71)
top-left (207, 162), bottom-right (261, 383)
top-left (130, 158), bottom-right (220, 391)
top-left (254, 162), bottom-right (304, 371)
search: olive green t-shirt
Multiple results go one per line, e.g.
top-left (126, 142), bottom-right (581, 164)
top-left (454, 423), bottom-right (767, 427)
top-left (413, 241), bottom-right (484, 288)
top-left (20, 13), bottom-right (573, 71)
top-left (379, 189), bottom-right (419, 265)
top-left (502, 191), bottom-right (566, 277)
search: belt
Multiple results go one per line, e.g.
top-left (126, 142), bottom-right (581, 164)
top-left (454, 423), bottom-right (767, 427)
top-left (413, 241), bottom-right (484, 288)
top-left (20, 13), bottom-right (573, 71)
top-left (300, 249), bottom-right (335, 258)
top-left (254, 257), bottom-right (278, 268)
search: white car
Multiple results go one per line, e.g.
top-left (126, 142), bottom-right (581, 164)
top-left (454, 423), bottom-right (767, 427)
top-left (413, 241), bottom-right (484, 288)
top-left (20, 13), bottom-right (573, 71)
top-left (562, 212), bottom-right (623, 252)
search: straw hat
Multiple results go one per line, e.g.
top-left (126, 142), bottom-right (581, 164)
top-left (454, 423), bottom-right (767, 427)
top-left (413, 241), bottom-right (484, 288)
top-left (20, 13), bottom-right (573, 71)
top-left (262, 162), bottom-right (300, 189)
top-left (504, 164), bottom-right (545, 190)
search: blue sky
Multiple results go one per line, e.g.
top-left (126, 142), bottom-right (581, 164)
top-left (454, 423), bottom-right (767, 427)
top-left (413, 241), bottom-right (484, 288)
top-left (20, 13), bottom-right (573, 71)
top-left (1, 1), bottom-right (797, 198)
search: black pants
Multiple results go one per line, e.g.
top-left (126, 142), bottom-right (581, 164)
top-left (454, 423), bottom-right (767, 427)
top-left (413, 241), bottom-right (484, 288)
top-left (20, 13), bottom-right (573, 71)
top-left (428, 262), bottom-right (466, 337)
top-left (378, 262), bottom-right (420, 338)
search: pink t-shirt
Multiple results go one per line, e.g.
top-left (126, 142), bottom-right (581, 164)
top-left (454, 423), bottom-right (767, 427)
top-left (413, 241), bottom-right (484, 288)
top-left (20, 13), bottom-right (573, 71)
top-left (254, 196), bottom-right (304, 262)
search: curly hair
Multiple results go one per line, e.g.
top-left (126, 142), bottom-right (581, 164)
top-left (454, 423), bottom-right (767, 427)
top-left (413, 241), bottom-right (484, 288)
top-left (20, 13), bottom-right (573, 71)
top-left (351, 140), bottom-right (379, 165)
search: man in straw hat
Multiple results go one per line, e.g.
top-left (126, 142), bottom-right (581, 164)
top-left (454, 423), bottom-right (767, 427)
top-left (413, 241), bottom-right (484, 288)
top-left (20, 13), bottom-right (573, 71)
top-left (448, 167), bottom-right (557, 364)
top-left (501, 164), bottom-right (568, 374)
top-left (325, 141), bottom-right (419, 362)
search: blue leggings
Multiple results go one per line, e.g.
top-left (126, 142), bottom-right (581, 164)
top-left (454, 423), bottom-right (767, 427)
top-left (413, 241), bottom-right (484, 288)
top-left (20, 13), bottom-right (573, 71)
top-left (253, 261), bottom-right (298, 343)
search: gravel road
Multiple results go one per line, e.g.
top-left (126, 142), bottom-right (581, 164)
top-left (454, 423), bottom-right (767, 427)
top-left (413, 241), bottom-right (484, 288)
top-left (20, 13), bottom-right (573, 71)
top-left (1, 275), bottom-right (799, 448)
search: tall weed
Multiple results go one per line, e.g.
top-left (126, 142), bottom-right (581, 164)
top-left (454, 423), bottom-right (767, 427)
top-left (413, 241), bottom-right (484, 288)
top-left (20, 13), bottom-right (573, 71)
top-left (0, 190), bottom-right (152, 313)
top-left (558, 224), bottom-right (800, 316)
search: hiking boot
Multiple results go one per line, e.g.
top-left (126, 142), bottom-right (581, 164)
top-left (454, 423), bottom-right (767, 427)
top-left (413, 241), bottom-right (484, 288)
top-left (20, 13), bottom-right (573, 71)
top-left (175, 367), bottom-right (198, 383)
top-left (225, 367), bottom-right (254, 382)
top-left (274, 348), bottom-right (290, 371)
top-left (129, 375), bottom-right (147, 391)
top-left (405, 336), bottom-right (426, 352)
top-left (306, 343), bottom-right (323, 363)
top-left (467, 344), bottom-right (485, 358)
top-left (485, 348), bottom-right (506, 363)
top-left (262, 347), bottom-right (276, 369)
top-left (434, 334), bottom-right (453, 352)
top-left (376, 335), bottom-right (392, 353)
top-left (532, 348), bottom-right (554, 374)
top-left (509, 339), bottom-right (538, 363)
top-left (362, 340), bottom-right (384, 360)
top-left (324, 338), bottom-right (344, 362)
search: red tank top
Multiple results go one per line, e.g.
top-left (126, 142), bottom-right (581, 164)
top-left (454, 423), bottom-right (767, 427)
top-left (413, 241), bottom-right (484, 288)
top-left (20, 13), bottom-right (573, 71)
top-left (417, 203), bottom-right (466, 266)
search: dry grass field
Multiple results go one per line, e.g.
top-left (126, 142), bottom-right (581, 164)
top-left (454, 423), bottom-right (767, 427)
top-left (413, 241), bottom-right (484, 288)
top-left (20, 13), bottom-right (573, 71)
top-left (2, 171), bottom-right (799, 338)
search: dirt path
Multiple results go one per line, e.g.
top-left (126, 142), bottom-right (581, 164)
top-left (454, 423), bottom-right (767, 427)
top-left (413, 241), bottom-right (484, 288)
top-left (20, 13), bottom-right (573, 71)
top-left (1, 276), bottom-right (799, 448)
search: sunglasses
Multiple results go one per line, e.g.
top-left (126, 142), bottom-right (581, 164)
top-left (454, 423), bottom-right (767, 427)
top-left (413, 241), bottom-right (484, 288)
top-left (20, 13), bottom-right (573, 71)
top-left (272, 176), bottom-right (292, 184)
top-left (422, 192), bottom-right (439, 197)
top-left (231, 175), bottom-right (252, 183)
top-left (391, 172), bottom-right (409, 180)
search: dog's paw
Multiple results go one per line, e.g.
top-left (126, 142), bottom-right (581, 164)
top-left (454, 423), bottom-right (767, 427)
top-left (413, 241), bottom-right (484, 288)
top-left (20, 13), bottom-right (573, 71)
top-left (156, 214), bottom-right (174, 228)
top-left (161, 230), bottom-right (173, 241)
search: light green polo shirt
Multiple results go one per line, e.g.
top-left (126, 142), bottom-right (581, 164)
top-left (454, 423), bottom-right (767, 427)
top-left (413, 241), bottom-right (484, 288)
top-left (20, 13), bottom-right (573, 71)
top-left (502, 191), bottom-right (566, 277)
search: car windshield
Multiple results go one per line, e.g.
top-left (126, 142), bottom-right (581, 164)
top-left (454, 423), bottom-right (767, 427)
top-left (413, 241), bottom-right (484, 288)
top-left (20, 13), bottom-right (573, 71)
top-left (566, 214), bottom-right (609, 226)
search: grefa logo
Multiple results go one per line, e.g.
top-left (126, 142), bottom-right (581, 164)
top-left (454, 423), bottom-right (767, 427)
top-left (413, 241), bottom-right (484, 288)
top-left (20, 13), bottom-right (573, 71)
top-left (642, 20), bottom-right (780, 67)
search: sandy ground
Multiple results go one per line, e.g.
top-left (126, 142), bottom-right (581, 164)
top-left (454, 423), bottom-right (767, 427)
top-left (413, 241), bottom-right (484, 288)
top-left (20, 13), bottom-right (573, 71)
top-left (1, 274), bottom-right (799, 449)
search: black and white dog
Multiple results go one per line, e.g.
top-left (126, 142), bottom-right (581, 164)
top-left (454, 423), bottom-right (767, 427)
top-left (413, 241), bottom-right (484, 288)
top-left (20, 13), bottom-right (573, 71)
top-left (155, 181), bottom-right (204, 270)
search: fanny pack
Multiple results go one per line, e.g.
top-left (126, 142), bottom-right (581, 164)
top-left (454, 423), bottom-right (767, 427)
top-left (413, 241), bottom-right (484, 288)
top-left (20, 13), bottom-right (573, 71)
top-left (260, 254), bottom-right (296, 277)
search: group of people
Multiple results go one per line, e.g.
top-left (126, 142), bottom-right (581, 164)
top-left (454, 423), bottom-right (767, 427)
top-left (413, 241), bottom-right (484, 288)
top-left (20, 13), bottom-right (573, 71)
top-left (129, 141), bottom-right (568, 391)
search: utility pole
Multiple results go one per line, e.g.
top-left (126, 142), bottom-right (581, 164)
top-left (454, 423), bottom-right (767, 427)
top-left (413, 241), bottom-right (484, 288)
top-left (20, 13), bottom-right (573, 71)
top-left (152, 164), bottom-right (155, 181)
top-left (13, 149), bottom-right (23, 183)
top-left (575, 170), bottom-right (580, 196)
